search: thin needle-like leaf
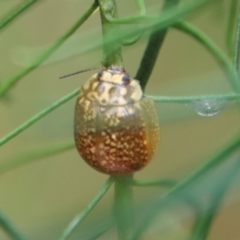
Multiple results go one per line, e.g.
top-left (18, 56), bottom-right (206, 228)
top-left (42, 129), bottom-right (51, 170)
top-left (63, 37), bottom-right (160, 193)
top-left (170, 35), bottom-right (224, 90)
top-left (0, 88), bottom-right (79, 147)
top-left (0, 0), bottom-right (37, 31)
top-left (106, 0), bottom-right (209, 24)
top-left (0, 1), bottom-right (98, 98)
top-left (59, 176), bottom-right (114, 240)
top-left (0, 141), bottom-right (74, 175)
top-left (132, 178), bottom-right (177, 187)
top-left (174, 21), bottom-right (240, 92)
top-left (226, 0), bottom-right (239, 58)
top-left (135, 0), bottom-right (146, 15)
top-left (234, 7), bottom-right (240, 71)
top-left (136, 0), bottom-right (179, 90)
top-left (85, 221), bottom-right (114, 240)
top-left (147, 93), bottom-right (240, 103)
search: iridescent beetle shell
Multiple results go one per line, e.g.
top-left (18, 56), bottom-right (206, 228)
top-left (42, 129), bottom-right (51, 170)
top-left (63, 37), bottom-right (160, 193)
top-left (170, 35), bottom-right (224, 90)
top-left (74, 66), bottom-right (160, 175)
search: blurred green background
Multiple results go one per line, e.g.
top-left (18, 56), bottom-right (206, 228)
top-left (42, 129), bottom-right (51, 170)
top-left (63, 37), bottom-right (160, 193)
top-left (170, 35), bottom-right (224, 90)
top-left (1, 0), bottom-right (240, 239)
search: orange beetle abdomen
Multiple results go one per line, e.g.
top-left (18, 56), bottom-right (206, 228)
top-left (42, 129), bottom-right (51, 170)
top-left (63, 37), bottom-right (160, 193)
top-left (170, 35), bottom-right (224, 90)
top-left (74, 97), bottom-right (159, 175)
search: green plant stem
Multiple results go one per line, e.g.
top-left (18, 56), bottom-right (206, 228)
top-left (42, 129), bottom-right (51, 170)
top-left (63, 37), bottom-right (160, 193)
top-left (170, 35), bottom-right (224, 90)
top-left (0, 0), bottom-right (37, 30)
top-left (132, 178), bottom-right (177, 187)
top-left (99, 0), bottom-right (211, 55)
top-left (122, 0), bottom-right (145, 47)
top-left (0, 1), bottom-right (98, 98)
top-left (122, 31), bottom-right (143, 46)
top-left (114, 175), bottom-right (134, 240)
top-left (0, 212), bottom-right (26, 240)
top-left (173, 21), bottom-right (240, 92)
top-left (59, 176), bottom-right (114, 240)
top-left (234, 6), bottom-right (240, 71)
top-left (0, 141), bottom-right (74, 175)
top-left (136, 0), bottom-right (179, 91)
top-left (97, 0), bottom-right (123, 67)
top-left (0, 88), bottom-right (79, 147)
top-left (147, 93), bottom-right (240, 103)
top-left (226, 0), bottom-right (239, 58)
top-left (105, 0), bottom-right (208, 24)
top-left (132, 132), bottom-right (240, 239)
top-left (86, 221), bottom-right (114, 240)
top-left (135, 0), bottom-right (146, 15)
top-left (121, 0), bottom-right (146, 46)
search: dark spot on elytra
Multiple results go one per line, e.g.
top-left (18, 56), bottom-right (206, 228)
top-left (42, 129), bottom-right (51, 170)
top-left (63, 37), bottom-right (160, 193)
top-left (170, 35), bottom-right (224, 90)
top-left (122, 74), bottom-right (130, 85)
top-left (97, 70), bottom-right (103, 79)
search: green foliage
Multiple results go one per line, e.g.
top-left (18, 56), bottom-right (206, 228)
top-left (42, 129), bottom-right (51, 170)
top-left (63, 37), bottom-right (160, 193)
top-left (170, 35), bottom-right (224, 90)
top-left (0, 0), bottom-right (240, 239)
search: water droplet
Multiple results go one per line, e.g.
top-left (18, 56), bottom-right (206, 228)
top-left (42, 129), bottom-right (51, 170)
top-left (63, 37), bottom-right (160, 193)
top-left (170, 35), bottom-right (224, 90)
top-left (186, 98), bottom-right (226, 117)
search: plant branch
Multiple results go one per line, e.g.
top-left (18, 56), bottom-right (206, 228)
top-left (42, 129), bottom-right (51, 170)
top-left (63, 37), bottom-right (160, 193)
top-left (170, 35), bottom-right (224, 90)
top-left (132, 178), bottom-right (177, 187)
top-left (135, 0), bottom-right (179, 91)
top-left (147, 93), bottom-right (240, 103)
top-left (86, 221), bottom-right (114, 240)
top-left (105, 0), bottom-right (208, 25)
top-left (121, 0), bottom-right (147, 46)
top-left (234, 6), bottom-right (240, 71)
top-left (226, 0), bottom-right (239, 58)
top-left (135, 0), bottom-right (146, 15)
top-left (0, 1), bottom-right (98, 98)
top-left (0, 88), bottom-right (79, 147)
top-left (114, 175), bottom-right (134, 240)
top-left (0, 0), bottom-right (37, 31)
top-left (173, 21), bottom-right (240, 92)
top-left (97, 0), bottom-right (123, 67)
top-left (59, 176), bottom-right (114, 240)
top-left (0, 141), bottom-right (74, 175)
top-left (122, 31), bottom-right (143, 46)
top-left (99, 0), bottom-right (212, 54)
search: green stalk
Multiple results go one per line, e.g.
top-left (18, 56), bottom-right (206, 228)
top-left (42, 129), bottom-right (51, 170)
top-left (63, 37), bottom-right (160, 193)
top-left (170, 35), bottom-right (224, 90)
top-left (147, 93), bottom-right (240, 103)
top-left (174, 21), bottom-right (240, 92)
top-left (135, 0), bottom-right (146, 15)
top-left (86, 221), bottom-right (114, 240)
top-left (0, 0), bottom-right (37, 30)
top-left (114, 175), bottom-right (134, 240)
top-left (0, 141), bottom-right (74, 175)
top-left (98, 0), bottom-right (123, 67)
top-left (0, 88), bottom-right (79, 147)
top-left (132, 178), bottom-right (177, 187)
top-left (234, 6), bottom-right (240, 71)
top-left (0, 1), bottom-right (98, 98)
top-left (226, 0), bottom-right (239, 58)
top-left (136, 0), bottom-right (179, 91)
top-left (105, 0), bottom-right (209, 25)
top-left (60, 177), bottom-right (114, 240)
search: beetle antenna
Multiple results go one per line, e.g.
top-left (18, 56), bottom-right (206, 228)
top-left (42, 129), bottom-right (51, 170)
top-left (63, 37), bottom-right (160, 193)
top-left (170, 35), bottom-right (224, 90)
top-left (59, 67), bottom-right (97, 79)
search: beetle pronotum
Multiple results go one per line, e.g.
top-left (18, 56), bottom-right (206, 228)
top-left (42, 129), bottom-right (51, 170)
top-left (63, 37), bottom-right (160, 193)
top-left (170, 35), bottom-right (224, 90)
top-left (74, 66), bottom-right (160, 175)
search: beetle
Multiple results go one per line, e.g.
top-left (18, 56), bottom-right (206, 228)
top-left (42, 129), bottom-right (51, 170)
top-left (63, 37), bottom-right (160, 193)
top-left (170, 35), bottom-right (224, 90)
top-left (74, 66), bottom-right (160, 175)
